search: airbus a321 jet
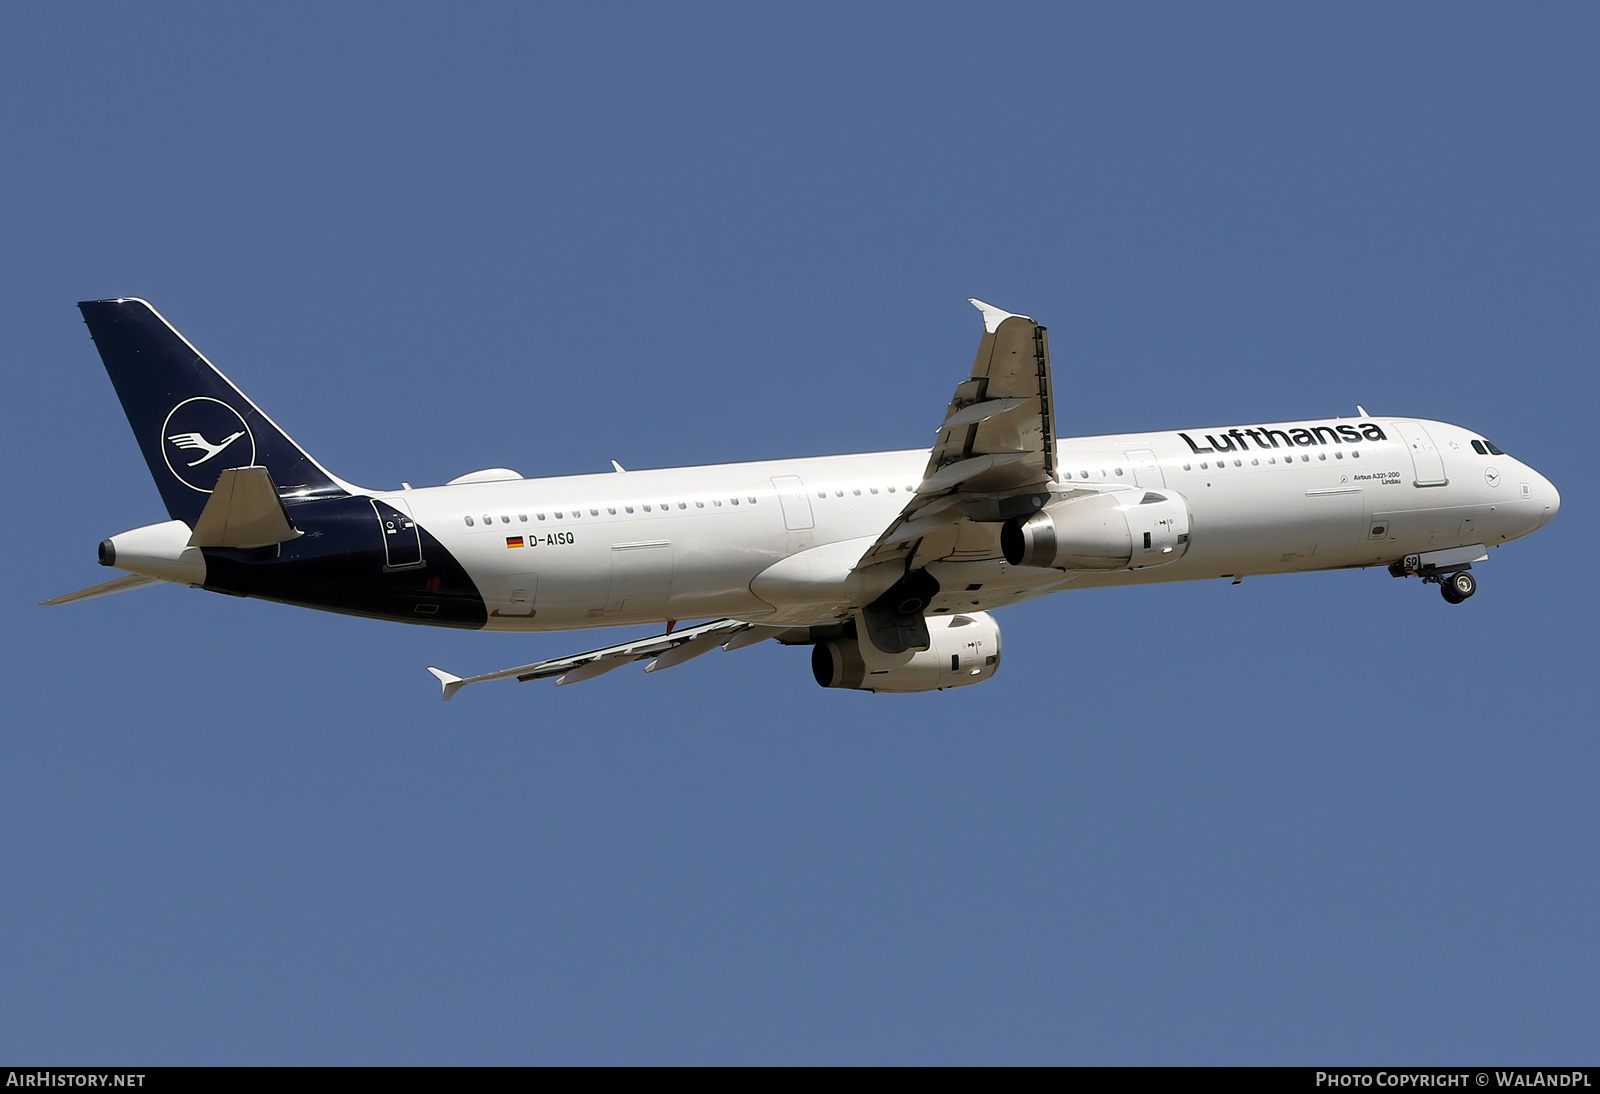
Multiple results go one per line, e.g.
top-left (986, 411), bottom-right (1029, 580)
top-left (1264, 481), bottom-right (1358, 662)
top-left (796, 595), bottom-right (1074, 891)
top-left (47, 298), bottom-right (1560, 698)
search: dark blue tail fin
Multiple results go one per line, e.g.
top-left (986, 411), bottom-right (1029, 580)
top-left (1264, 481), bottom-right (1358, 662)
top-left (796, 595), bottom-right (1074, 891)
top-left (78, 298), bottom-right (351, 525)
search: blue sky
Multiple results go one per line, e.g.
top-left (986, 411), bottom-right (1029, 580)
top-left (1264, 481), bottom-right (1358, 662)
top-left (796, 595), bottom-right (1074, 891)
top-left (2, 2), bottom-right (1595, 1064)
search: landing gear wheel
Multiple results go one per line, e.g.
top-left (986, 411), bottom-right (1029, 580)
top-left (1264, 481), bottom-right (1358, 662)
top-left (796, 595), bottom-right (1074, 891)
top-left (1440, 571), bottom-right (1476, 604)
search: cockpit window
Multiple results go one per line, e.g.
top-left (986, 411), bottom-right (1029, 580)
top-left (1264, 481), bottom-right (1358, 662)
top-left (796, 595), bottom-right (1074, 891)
top-left (1485, 440), bottom-right (1505, 456)
top-left (1471, 440), bottom-right (1486, 455)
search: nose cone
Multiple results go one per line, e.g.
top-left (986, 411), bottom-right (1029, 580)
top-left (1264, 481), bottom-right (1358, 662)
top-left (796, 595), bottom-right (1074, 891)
top-left (1538, 473), bottom-right (1561, 528)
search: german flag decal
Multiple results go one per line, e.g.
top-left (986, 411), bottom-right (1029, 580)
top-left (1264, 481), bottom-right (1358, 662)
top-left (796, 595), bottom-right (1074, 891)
top-left (505, 536), bottom-right (525, 548)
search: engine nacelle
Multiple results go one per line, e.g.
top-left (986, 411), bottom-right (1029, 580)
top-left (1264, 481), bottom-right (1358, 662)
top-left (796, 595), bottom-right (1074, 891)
top-left (99, 519), bottom-right (207, 585)
top-left (1001, 490), bottom-right (1190, 570)
top-left (812, 612), bottom-right (1001, 692)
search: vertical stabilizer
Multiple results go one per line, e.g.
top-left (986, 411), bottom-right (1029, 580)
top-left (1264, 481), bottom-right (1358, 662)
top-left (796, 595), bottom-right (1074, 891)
top-left (77, 298), bottom-right (353, 525)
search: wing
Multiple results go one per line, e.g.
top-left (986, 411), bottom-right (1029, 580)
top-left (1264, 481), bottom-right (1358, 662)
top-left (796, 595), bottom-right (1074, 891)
top-left (425, 618), bottom-right (781, 700)
top-left (857, 298), bottom-right (1057, 570)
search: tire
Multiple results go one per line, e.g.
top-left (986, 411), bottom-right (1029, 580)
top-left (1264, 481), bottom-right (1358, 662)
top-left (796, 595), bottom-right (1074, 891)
top-left (1441, 582), bottom-right (1464, 604)
top-left (1449, 571), bottom-right (1476, 600)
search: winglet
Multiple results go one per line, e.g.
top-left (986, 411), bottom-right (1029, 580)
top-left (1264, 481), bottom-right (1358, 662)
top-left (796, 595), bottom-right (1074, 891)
top-left (968, 298), bottom-right (1031, 334)
top-left (426, 666), bottom-right (466, 702)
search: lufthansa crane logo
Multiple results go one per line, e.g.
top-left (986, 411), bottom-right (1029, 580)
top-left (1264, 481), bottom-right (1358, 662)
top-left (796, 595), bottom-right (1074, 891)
top-left (160, 397), bottom-right (256, 493)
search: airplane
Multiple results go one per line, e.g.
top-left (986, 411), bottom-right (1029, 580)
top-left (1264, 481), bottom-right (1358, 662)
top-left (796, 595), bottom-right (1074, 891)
top-left (45, 297), bottom-right (1560, 699)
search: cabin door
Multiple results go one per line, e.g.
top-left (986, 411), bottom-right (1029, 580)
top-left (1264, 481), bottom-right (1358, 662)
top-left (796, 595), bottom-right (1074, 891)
top-left (372, 498), bottom-right (423, 570)
top-left (771, 475), bottom-right (814, 530)
top-left (1393, 422), bottom-right (1448, 487)
top-left (1126, 448), bottom-right (1166, 489)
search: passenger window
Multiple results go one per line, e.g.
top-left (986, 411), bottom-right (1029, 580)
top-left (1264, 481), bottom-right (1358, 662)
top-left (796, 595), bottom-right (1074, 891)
top-left (1250, 458), bottom-right (1259, 466)
top-left (590, 509), bottom-right (599, 516)
top-left (1334, 452), bottom-right (1343, 460)
top-left (555, 512), bottom-right (563, 520)
top-left (608, 507), bottom-right (616, 515)
top-left (502, 515), bottom-right (510, 523)
top-left (1182, 463), bottom-right (1191, 471)
top-left (537, 513), bottom-right (546, 520)
top-left (482, 514), bottom-right (491, 524)
top-left (1352, 450), bottom-right (1360, 458)
top-left (748, 496), bottom-right (756, 504)
top-left (888, 485), bottom-right (896, 493)
top-left (1200, 461), bottom-right (1208, 469)
top-left (519, 514), bottom-right (528, 522)
top-left (677, 502), bottom-right (686, 509)
top-left (464, 516), bottom-right (474, 526)
top-left (713, 499), bottom-right (722, 507)
top-left (731, 498), bottom-right (739, 505)
top-left (696, 500), bottom-right (705, 508)
top-left (870, 487), bottom-right (878, 494)
top-left (852, 488), bottom-right (861, 496)
top-left (643, 504), bottom-right (651, 512)
top-left (625, 506), bottom-right (635, 513)
top-left (1318, 453), bottom-right (1326, 461)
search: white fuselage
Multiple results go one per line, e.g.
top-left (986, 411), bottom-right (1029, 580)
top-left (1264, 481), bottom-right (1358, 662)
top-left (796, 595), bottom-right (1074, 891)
top-left (388, 415), bottom-right (1559, 632)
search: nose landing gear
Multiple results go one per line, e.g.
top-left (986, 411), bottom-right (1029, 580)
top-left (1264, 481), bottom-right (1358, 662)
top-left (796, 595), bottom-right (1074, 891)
top-left (1388, 553), bottom-right (1478, 604)
top-left (1439, 570), bottom-right (1476, 604)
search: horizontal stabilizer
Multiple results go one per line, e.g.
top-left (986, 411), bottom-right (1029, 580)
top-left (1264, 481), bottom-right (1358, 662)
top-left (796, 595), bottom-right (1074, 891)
top-left (39, 573), bottom-right (161, 606)
top-left (189, 466), bottom-right (302, 548)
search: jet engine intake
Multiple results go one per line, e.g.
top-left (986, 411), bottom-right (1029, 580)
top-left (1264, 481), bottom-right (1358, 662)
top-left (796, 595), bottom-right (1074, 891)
top-left (1002, 490), bottom-right (1190, 570)
top-left (811, 612), bottom-right (1000, 692)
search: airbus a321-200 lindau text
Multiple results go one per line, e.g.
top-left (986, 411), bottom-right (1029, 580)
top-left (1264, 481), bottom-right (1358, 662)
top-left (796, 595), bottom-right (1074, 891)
top-left (46, 298), bottom-right (1560, 697)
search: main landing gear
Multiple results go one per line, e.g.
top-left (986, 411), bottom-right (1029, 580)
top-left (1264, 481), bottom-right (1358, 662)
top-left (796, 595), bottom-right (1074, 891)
top-left (1388, 554), bottom-right (1478, 605)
